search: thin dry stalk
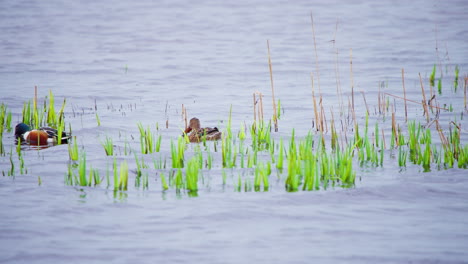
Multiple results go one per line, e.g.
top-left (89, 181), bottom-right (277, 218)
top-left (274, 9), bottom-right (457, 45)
top-left (392, 112), bottom-right (398, 146)
top-left (310, 12), bottom-right (322, 95)
top-left (182, 104), bottom-right (187, 129)
top-left (464, 75), bottom-right (467, 110)
top-left (311, 73), bottom-right (320, 131)
top-left (267, 40), bottom-right (278, 131)
top-left (350, 49), bottom-right (355, 124)
top-left (253, 93), bottom-right (257, 124)
top-left (259, 92), bottom-right (264, 122)
top-left (381, 128), bottom-right (386, 149)
top-left (384, 93), bottom-right (448, 111)
top-left (361, 91), bottom-right (370, 115)
top-left (402, 68), bottom-right (408, 122)
top-left (320, 102), bottom-right (327, 133)
top-left (333, 19), bottom-right (343, 113)
top-left (34, 85), bottom-right (38, 112)
top-left (419, 73), bottom-right (430, 123)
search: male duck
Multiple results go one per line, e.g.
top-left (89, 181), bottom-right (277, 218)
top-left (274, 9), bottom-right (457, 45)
top-left (15, 123), bottom-right (70, 146)
top-left (183, 117), bottom-right (222, 143)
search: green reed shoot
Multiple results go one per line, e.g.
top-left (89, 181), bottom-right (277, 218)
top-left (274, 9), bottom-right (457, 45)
top-left (175, 168), bottom-right (184, 191)
top-left (429, 64), bottom-right (436, 87)
top-left (277, 99), bottom-right (281, 119)
top-left (454, 65), bottom-right (459, 91)
top-left (421, 142), bottom-right (432, 172)
top-left (46, 90), bottom-right (56, 125)
top-left (170, 137), bottom-right (185, 168)
top-left (113, 158), bottom-right (118, 191)
top-left (160, 172), bottom-right (169, 191)
top-left (78, 152), bottom-right (87, 186)
top-left (276, 138), bottom-right (284, 171)
top-left (186, 155), bottom-right (200, 193)
top-left (437, 79), bottom-right (442, 95)
top-left (238, 123), bottom-right (246, 141)
top-left (101, 135), bottom-right (114, 156)
top-left (118, 160), bottom-right (128, 191)
top-left (155, 134), bottom-right (162, 152)
top-left (138, 122), bottom-right (159, 154)
top-left (398, 146), bottom-right (407, 167)
top-left (95, 112), bottom-right (101, 126)
top-left (68, 136), bottom-right (79, 161)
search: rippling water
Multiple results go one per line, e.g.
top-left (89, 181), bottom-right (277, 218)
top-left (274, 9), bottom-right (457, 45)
top-left (1, 0), bottom-right (468, 263)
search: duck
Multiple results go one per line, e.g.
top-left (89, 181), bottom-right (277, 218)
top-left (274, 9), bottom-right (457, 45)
top-left (14, 123), bottom-right (70, 146)
top-left (183, 117), bottom-right (222, 143)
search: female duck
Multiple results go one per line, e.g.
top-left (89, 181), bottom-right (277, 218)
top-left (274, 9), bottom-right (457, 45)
top-left (15, 123), bottom-right (70, 146)
top-left (183, 117), bottom-right (221, 143)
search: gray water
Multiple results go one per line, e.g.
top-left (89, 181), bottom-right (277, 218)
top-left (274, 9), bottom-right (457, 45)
top-left (1, 0), bottom-right (468, 263)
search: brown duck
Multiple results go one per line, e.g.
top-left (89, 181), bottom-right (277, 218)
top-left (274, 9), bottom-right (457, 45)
top-left (184, 117), bottom-right (222, 143)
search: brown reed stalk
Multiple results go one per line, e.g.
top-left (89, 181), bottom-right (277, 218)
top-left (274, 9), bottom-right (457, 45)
top-left (419, 73), bottom-right (430, 123)
top-left (182, 104), bottom-right (187, 129)
top-left (266, 40), bottom-right (278, 131)
top-left (259, 92), bottom-right (264, 122)
top-left (320, 102), bottom-right (327, 133)
top-left (392, 112), bottom-right (398, 146)
top-left (333, 19), bottom-right (343, 113)
top-left (464, 76), bottom-right (467, 110)
top-left (34, 85), bottom-right (38, 113)
top-left (350, 49), bottom-right (355, 124)
top-left (310, 12), bottom-right (322, 95)
top-left (381, 128), bottom-right (386, 149)
top-left (402, 68), bottom-right (408, 122)
top-left (384, 93), bottom-right (448, 111)
top-left (311, 73), bottom-right (320, 131)
top-left (435, 120), bottom-right (448, 147)
top-left (361, 91), bottom-right (370, 115)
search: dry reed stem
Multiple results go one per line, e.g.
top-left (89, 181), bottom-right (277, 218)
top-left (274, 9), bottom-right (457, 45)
top-left (266, 40), bottom-right (278, 131)
top-left (311, 73), bottom-right (320, 131)
top-left (333, 19), bottom-right (343, 113)
top-left (34, 85), bottom-right (38, 113)
top-left (350, 49), bottom-right (355, 125)
top-left (259, 92), bottom-right (264, 122)
top-left (402, 68), bottom-right (408, 122)
top-left (384, 93), bottom-right (448, 111)
top-left (381, 128), bottom-right (386, 149)
top-left (464, 76), bottom-right (467, 110)
top-left (392, 112), bottom-right (398, 146)
top-left (320, 102), bottom-right (327, 133)
top-left (182, 104), bottom-right (187, 129)
top-left (310, 12), bottom-right (321, 95)
top-left (361, 91), bottom-right (370, 115)
top-left (419, 73), bottom-right (430, 123)
top-left (253, 93), bottom-right (257, 124)
top-left (435, 120), bottom-right (448, 147)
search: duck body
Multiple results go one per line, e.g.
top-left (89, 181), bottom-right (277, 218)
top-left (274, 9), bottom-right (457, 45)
top-left (184, 117), bottom-right (222, 143)
top-left (15, 123), bottom-right (70, 145)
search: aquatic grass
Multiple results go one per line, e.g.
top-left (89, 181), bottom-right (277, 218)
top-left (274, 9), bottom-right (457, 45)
top-left (78, 152), bottom-right (87, 186)
top-left (170, 137), bottom-right (185, 168)
top-left (429, 64), bottom-right (436, 87)
top-left (95, 112), bottom-right (101, 126)
top-left (101, 135), bottom-right (114, 156)
top-left (398, 146), bottom-right (407, 167)
top-left (276, 138), bottom-right (284, 172)
top-left (117, 160), bottom-right (129, 191)
top-left (254, 162), bottom-right (270, 191)
top-left (185, 155), bottom-right (200, 193)
top-left (68, 136), bottom-right (79, 161)
top-left (454, 65), bottom-right (459, 91)
top-left (160, 172), bottom-right (169, 191)
top-left (138, 122), bottom-right (153, 154)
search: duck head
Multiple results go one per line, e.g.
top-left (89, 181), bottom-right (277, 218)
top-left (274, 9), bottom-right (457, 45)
top-left (184, 117), bottom-right (201, 133)
top-left (15, 123), bottom-right (31, 138)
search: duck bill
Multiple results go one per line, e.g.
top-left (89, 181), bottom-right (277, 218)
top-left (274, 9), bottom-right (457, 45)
top-left (184, 127), bottom-right (192, 134)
